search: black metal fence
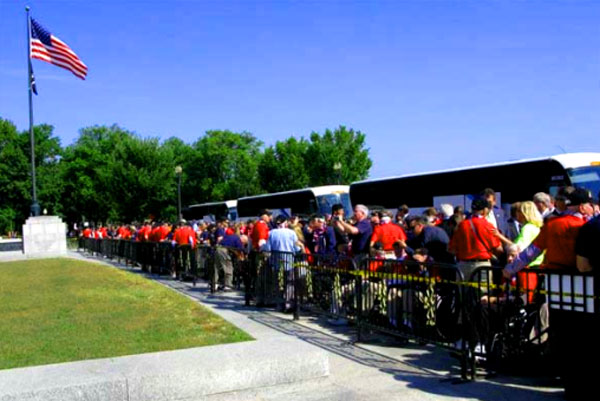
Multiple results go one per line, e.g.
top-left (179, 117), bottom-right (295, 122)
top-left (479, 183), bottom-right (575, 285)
top-left (79, 238), bottom-right (597, 382)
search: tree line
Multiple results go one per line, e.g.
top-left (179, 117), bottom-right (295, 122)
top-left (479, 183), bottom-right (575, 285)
top-left (0, 117), bottom-right (372, 233)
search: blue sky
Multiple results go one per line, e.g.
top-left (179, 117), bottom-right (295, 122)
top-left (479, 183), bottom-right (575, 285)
top-left (1, 0), bottom-right (599, 179)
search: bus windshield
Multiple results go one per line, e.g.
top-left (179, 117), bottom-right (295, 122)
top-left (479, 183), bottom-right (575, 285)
top-left (316, 194), bottom-right (353, 217)
top-left (568, 166), bottom-right (600, 199)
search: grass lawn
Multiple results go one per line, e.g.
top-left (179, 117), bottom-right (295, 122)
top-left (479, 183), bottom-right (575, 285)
top-left (0, 258), bottom-right (252, 370)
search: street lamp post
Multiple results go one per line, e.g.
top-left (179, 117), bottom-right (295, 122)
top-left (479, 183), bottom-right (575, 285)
top-left (333, 162), bottom-right (342, 185)
top-left (175, 165), bottom-right (182, 220)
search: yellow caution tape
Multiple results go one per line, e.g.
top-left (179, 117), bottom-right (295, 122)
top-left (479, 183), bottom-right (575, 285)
top-left (292, 262), bottom-right (598, 301)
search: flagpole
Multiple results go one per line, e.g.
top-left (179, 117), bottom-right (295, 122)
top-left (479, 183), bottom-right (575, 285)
top-left (26, 6), bottom-right (40, 217)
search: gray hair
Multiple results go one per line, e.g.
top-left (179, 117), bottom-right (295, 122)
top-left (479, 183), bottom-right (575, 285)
top-left (439, 203), bottom-right (454, 219)
top-left (533, 192), bottom-right (552, 207)
top-left (355, 204), bottom-right (369, 216)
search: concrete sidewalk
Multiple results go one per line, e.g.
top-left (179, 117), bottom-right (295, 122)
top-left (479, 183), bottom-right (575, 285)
top-left (71, 251), bottom-right (562, 401)
top-left (0, 250), bottom-right (27, 262)
top-left (0, 254), bottom-right (329, 401)
top-left (2, 252), bottom-right (563, 400)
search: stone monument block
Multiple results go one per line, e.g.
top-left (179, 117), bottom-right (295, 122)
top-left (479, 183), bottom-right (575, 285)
top-left (22, 216), bottom-right (67, 258)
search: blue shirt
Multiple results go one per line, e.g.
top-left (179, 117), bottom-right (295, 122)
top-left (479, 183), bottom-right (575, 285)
top-left (406, 225), bottom-right (453, 263)
top-left (220, 234), bottom-right (243, 250)
top-left (263, 228), bottom-right (299, 253)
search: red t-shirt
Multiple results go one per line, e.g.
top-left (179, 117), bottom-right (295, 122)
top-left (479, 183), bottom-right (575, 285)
top-left (83, 228), bottom-right (92, 238)
top-left (158, 225), bottom-right (171, 241)
top-left (174, 226), bottom-right (196, 247)
top-left (94, 228), bottom-right (107, 239)
top-left (449, 216), bottom-right (501, 261)
top-left (534, 214), bottom-right (585, 270)
top-left (371, 222), bottom-right (407, 251)
top-left (136, 226), bottom-right (151, 242)
top-left (150, 227), bottom-right (161, 242)
top-left (117, 226), bottom-right (131, 240)
top-left (251, 220), bottom-right (269, 250)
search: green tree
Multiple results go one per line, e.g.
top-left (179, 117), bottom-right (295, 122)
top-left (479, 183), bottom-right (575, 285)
top-left (109, 134), bottom-right (179, 222)
top-left (61, 125), bottom-right (184, 224)
top-left (161, 136), bottom-right (197, 211)
top-left (18, 124), bottom-right (64, 217)
top-left (306, 126), bottom-right (372, 186)
top-left (258, 136), bottom-right (310, 193)
top-left (189, 130), bottom-right (263, 202)
top-left (61, 125), bottom-right (119, 223)
top-left (0, 207), bottom-right (17, 235)
top-left (0, 119), bottom-right (65, 232)
top-left (0, 118), bottom-right (29, 233)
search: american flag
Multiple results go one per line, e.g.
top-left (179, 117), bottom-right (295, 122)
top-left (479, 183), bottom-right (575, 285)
top-left (30, 18), bottom-right (88, 80)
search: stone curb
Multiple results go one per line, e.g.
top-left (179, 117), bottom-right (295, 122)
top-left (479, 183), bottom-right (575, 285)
top-left (0, 338), bottom-right (329, 401)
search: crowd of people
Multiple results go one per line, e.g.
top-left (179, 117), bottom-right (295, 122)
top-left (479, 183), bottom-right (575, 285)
top-left (79, 186), bottom-right (600, 280)
top-left (79, 185), bottom-right (599, 399)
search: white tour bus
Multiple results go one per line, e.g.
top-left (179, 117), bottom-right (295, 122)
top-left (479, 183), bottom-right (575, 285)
top-left (183, 200), bottom-right (238, 222)
top-left (349, 153), bottom-right (600, 214)
top-left (237, 185), bottom-right (352, 219)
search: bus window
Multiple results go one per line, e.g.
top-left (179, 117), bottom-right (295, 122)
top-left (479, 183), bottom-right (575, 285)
top-left (568, 166), bottom-right (600, 199)
top-left (340, 193), bottom-right (353, 217)
top-left (317, 194), bottom-right (353, 217)
top-left (317, 194), bottom-right (337, 216)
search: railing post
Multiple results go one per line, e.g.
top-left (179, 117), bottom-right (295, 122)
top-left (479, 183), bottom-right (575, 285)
top-left (244, 251), bottom-right (255, 306)
top-left (354, 258), bottom-right (362, 342)
top-left (293, 253), bottom-right (299, 321)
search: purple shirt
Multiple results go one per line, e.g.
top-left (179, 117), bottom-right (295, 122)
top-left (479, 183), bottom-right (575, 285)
top-left (351, 219), bottom-right (372, 255)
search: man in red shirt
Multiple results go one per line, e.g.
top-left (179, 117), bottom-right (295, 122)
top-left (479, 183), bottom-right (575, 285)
top-left (94, 224), bottom-right (107, 239)
top-left (158, 222), bottom-right (171, 242)
top-left (82, 226), bottom-right (92, 238)
top-left (136, 222), bottom-right (151, 242)
top-left (150, 223), bottom-right (161, 243)
top-left (249, 210), bottom-right (271, 306)
top-left (136, 221), bottom-right (152, 271)
top-left (172, 220), bottom-right (196, 279)
top-left (173, 221), bottom-right (195, 246)
top-left (504, 187), bottom-right (595, 277)
top-left (449, 198), bottom-right (503, 280)
top-left (117, 225), bottom-right (128, 239)
top-left (251, 209), bottom-right (271, 251)
top-left (370, 210), bottom-right (407, 258)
